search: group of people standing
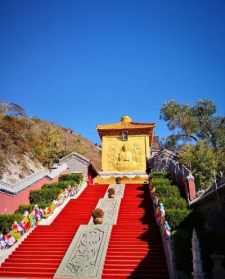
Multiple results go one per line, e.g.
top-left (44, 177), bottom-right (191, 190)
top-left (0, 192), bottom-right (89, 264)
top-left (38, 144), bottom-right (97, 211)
top-left (0, 185), bottom-right (78, 250)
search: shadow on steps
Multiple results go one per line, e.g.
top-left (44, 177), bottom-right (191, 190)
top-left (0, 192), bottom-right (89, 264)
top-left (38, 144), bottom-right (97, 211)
top-left (127, 184), bottom-right (169, 279)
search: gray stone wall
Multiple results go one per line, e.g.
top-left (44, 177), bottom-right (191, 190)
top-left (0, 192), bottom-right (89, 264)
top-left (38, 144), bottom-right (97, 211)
top-left (62, 157), bottom-right (89, 177)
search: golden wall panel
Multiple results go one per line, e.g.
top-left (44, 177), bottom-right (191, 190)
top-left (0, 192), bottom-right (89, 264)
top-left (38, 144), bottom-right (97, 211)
top-left (102, 135), bottom-right (148, 172)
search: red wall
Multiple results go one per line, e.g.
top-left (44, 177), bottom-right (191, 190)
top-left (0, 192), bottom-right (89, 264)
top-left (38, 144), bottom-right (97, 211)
top-left (0, 176), bottom-right (59, 214)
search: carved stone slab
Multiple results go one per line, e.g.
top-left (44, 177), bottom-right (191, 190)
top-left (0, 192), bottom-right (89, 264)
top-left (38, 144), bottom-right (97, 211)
top-left (103, 184), bottom-right (125, 199)
top-left (54, 224), bottom-right (112, 279)
top-left (89, 197), bottom-right (121, 225)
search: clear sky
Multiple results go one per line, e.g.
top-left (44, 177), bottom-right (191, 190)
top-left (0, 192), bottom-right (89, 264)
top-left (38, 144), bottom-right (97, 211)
top-left (0, 0), bottom-right (225, 143)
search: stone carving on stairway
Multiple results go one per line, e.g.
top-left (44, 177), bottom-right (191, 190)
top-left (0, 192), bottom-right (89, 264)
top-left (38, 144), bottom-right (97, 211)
top-left (55, 184), bottom-right (124, 279)
top-left (54, 225), bottom-right (112, 279)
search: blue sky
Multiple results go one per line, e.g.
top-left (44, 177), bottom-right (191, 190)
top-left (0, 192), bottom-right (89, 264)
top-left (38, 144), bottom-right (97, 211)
top-left (0, 0), bottom-right (225, 143)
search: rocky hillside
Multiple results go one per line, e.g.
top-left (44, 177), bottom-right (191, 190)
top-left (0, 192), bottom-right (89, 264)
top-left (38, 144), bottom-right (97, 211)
top-left (0, 115), bottom-right (101, 183)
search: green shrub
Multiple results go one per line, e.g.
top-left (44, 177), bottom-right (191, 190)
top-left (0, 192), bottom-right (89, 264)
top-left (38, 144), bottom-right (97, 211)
top-left (30, 187), bottom-right (61, 205)
top-left (15, 204), bottom-right (34, 214)
top-left (155, 184), bottom-right (180, 198)
top-left (160, 196), bottom-right (187, 210)
top-left (151, 177), bottom-right (171, 186)
top-left (150, 171), bottom-right (168, 178)
top-left (59, 173), bottom-right (82, 184)
top-left (38, 201), bottom-right (51, 209)
top-left (29, 175), bottom-right (79, 210)
top-left (0, 214), bottom-right (23, 233)
top-left (166, 208), bottom-right (190, 229)
top-left (41, 183), bottom-right (58, 189)
top-left (30, 190), bottom-right (42, 204)
top-left (57, 180), bottom-right (76, 188)
top-left (42, 182), bottom-right (65, 190)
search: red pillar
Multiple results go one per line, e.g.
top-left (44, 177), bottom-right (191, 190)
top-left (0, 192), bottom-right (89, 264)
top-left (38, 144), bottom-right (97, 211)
top-left (186, 173), bottom-right (196, 201)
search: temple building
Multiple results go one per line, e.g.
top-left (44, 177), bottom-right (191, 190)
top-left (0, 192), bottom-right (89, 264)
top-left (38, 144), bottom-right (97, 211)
top-left (95, 115), bottom-right (155, 184)
top-left (0, 115), bottom-right (171, 279)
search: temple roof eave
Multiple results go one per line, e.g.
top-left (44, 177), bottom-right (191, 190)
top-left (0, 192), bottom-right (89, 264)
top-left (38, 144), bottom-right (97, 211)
top-left (96, 122), bottom-right (155, 131)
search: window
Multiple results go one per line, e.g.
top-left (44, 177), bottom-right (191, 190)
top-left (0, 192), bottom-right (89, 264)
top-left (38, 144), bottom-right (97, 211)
top-left (121, 131), bottom-right (128, 141)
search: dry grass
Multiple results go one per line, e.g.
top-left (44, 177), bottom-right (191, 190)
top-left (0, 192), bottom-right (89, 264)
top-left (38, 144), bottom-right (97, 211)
top-left (0, 115), bottom-right (101, 179)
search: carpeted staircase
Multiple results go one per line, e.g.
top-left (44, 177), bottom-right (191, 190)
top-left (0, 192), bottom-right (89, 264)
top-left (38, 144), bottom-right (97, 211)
top-left (0, 184), bottom-right (107, 278)
top-left (102, 184), bottom-right (169, 279)
top-left (0, 184), bottom-right (169, 279)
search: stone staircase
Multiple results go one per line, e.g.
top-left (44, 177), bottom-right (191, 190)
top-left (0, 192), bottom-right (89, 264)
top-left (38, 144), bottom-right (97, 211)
top-left (0, 184), bottom-right (169, 279)
top-left (0, 184), bottom-right (107, 278)
top-left (102, 184), bottom-right (169, 278)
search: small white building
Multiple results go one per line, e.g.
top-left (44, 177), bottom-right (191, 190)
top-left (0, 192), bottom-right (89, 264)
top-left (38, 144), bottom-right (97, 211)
top-left (59, 152), bottom-right (98, 183)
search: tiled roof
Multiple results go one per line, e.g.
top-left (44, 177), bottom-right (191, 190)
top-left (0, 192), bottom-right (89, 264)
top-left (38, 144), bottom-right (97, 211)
top-left (97, 121), bottom-right (155, 131)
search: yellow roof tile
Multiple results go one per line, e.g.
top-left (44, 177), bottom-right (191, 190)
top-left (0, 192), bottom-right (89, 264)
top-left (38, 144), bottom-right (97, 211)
top-left (97, 121), bottom-right (155, 130)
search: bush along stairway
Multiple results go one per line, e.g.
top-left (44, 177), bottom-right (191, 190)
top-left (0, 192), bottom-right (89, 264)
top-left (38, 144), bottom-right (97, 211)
top-left (0, 184), bottom-right (107, 278)
top-left (102, 184), bottom-right (169, 279)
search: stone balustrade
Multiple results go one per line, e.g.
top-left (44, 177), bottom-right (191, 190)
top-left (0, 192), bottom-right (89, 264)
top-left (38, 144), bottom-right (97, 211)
top-left (149, 149), bottom-right (197, 202)
top-left (149, 184), bottom-right (176, 279)
top-left (0, 164), bottom-right (67, 195)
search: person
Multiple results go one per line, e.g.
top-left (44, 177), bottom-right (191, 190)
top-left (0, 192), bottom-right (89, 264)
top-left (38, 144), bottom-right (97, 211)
top-left (0, 233), bottom-right (7, 249)
top-left (17, 221), bottom-right (25, 235)
top-left (163, 221), bottom-right (171, 239)
top-left (3, 230), bottom-right (16, 248)
top-left (21, 210), bottom-right (31, 231)
top-left (43, 205), bottom-right (53, 218)
top-left (63, 188), bottom-right (69, 199)
top-left (155, 206), bottom-right (161, 226)
top-left (34, 204), bottom-right (42, 222)
top-left (50, 200), bottom-right (56, 212)
top-left (57, 191), bottom-right (65, 205)
top-left (159, 203), bottom-right (165, 217)
top-left (29, 210), bottom-right (36, 227)
top-left (68, 185), bottom-right (76, 197)
top-left (153, 194), bottom-right (159, 208)
top-left (11, 221), bottom-right (21, 241)
top-left (67, 185), bottom-right (72, 195)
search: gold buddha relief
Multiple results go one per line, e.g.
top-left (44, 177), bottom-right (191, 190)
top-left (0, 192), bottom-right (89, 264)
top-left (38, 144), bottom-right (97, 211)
top-left (103, 136), bottom-right (147, 172)
top-left (96, 116), bottom-right (154, 183)
top-left (117, 144), bottom-right (136, 171)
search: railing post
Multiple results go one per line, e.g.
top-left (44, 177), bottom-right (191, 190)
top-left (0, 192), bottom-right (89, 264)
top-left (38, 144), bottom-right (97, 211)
top-left (192, 229), bottom-right (204, 279)
top-left (187, 173), bottom-right (197, 201)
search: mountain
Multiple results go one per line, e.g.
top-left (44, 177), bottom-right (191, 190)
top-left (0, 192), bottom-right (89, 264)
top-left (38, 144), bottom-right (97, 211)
top-left (0, 115), bottom-right (101, 183)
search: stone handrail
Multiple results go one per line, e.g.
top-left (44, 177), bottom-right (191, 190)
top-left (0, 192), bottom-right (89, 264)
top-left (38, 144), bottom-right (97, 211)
top-left (149, 184), bottom-right (177, 279)
top-left (150, 150), bottom-right (190, 181)
top-left (149, 149), bottom-right (194, 201)
top-left (0, 170), bottom-right (49, 195)
top-left (192, 229), bottom-right (204, 279)
top-left (190, 176), bottom-right (225, 206)
top-left (0, 164), bottom-right (68, 195)
top-left (47, 164), bottom-right (67, 179)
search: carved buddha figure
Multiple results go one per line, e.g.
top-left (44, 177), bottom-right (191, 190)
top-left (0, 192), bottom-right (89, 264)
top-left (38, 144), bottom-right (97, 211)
top-left (117, 144), bottom-right (136, 171)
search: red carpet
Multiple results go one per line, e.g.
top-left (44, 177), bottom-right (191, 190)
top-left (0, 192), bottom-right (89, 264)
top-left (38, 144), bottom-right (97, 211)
top-left (0, 184), bottom-right (169, 279)
top-left (0, 184), bottom-right (107, 278)
top-left (102, 184), bottom-right (169, 279)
